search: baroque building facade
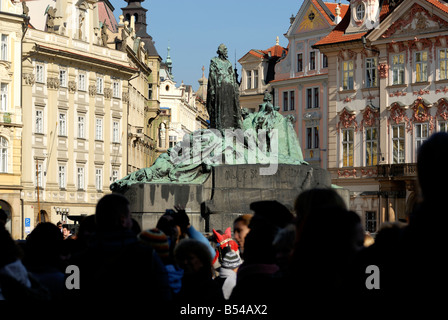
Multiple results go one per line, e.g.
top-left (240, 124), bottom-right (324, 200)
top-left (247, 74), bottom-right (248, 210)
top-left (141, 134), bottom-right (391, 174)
top-left (20, 0), bottom-right (136, 237)
top-left (271, 0), bottom-right (348, 168)
top-left (314, 0), bottom-right (448, 234)
top-left (0, 0), bottom-right (26, 238)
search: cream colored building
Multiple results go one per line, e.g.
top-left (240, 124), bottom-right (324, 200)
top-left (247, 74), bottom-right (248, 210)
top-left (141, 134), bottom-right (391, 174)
top-left (20, 0), bottom-right (136, 237)
top-left (0, 0), bottom-right (26, 238)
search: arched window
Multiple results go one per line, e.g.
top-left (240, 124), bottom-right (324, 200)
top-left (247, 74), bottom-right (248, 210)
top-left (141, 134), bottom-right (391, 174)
top-left (133, 13), bottom-right (139, 23)
top-left (125, 14), bottom-right (131, 22)
top-left (0, 136), bottom-right (7, 173)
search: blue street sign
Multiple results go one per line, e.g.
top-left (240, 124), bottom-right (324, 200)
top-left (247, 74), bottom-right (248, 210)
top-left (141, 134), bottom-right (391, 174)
top-left (25, 218), bottom-right (30, 227)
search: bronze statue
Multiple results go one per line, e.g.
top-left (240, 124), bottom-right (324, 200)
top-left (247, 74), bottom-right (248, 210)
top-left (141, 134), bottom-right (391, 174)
top-left (206, 44), bottom-right (242, 131)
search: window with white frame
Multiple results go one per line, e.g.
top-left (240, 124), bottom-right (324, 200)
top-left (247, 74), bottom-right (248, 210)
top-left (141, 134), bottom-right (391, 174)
top-left (440, 49), bottom-right (448, 80)
top-left (0, 136), bottom-right (8, 173)
top-left (342, 60), bottom-right (354, 90)
top-left (113, 80), bottom-right (120, 98)
top-left (95, 118), bottom-right (103, 140)
top-left (95, 168), bottom-right (103, 191)
top-left (415, 123), bottom-right (429, 151)
top-left (35, 162), bottom-right (43, 188)
top-left (112, 121), bottom-right (119, 143)
top-left (78, 73), bottom-right (86, 91)
top-left (306, 126), bottom-right (319, 150)
top-left (77, 167), bottom-right (84, 190)
top-left (1, 34), bottom-right (8, 61)
top-left (96, 76), bottom-right (104, 94)
top-left (392, 53), bottom-right (405, 85)
top-left (169, 135), bottom-right (177, 148)
top-left (342, 128), bottom-right (354, 167)
top-left (322, 54), bottom-right (328, 68)
top-left (365, 127), bottom-right (378, 166)
top-left (246, 70), bottom-right (252, 89)
top-left (439, 121), bottom-right (448, 132)
top-left (36, 63), bottom-right (45, 83)
top-left (309, 51), bottom-right (316, 70)
top-left (253, 70), bottom-right (259, 89)
top-left (415, 51), bottom-right (428, 82)
top-left (35, 110), bottom-right (43, 133)
top-left (356, 3), bottom-right (365, 20)
top-left (77, 115), bottom-right (85, 139)
top-left (58, 165), bottom-right (66, 189)
top-left (59, 69), bottom-right (67, 87)
top-left (297, 53), bottom-right (303, 72)
top-left (112, 169), bottom-right (119, 183)
top-left (0, 83), bottom-right (7, 112)
top-left (392, 125), bottom-right (405, 164)
top-left (58, 113), bottom-right (67, 136)
top-left (365, 57), bottom-right (377, 88)
top-left (306, 87), bottom-right (320, 109)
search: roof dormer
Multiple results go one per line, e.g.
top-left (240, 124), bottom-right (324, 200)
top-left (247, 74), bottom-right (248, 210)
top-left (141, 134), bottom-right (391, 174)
top-left (346, 0), bottom-right (380, 33)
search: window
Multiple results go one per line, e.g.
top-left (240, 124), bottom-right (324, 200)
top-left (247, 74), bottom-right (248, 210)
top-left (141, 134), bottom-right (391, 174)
top-left (289, 91), bottom-right (295, 111)
top-left (392, 125), bottom-right (405, 164)
top-left (77, 167), bottom-right (84, 190)
top-left (36, 64), bottom-right (44, 83)
top-left (95, 118), bottom-right (103, 140)
top-left (415, 123), bottom-right (429, 151)
top-left (306, 87), bottom-right (319, 109)
top-left (365, 211), bottom-right (377, 233)
top-left (59, 69), bottom-right (67, 87)
top-left (439, 121), bottom-right (448, 132)
top-left (35, 163), bottom-right (43, 188)
top-left (342, 61), bottom-right (354, 90)
top-left (77, 115), bottom-right (85, 139)
top-left (309, 51), bottom-right (316, 70)
top-left (113, 80), bottom-right (120, 98)
top-left (96, 76), bottom-right (104, 94)
top-left (440, 49), bottom-right (448, 80)
top-left (169, 135), bottom-right (177, 148)
top-left (112, 121), bottom-right (119, 143)
top-left (35, 110), bottom-right (43, 133)
top-left (58, 165), bottom-right (66, 189)
top-left (148, 84), bottom-right (153, 100)
top-left (415, 51), bottom-right (428, 82)
top-left (112, 169), bottom-right (119, 183)
top-left (0, 136), bottom-right (7, 173)
top-left (365, 127), bottom-right (378, 166)
top-left (283, 91), bottom-right (288, 112)
top-left (78, 73), bottom-right (86, 91)
top-left (342, 129), bottom-right (354, 167)
top-left (365, 58), bottom-right (377, 88)
top-left (306, 126), bottom-right (319, 149)
top-left (392, 53), bottom-right (405, 85)
top-left (58, 113), bottom-right (67, 136)
top-left (1, 34), bottom-right (7, 61)
top-left (297, 53), bottom-right (303, 72)
top-left (246, 70), bottom-right (252, 89)
top-left (253, 70), bottom-right (259, 89)
top-left (356, 3), bottom-right (365, 20)
top-left (95, 168), bottom-right (103, 191)
top-left (0, 83), bottom-right (7, 112)
top-left (322, 54), bottom-right (328, 68)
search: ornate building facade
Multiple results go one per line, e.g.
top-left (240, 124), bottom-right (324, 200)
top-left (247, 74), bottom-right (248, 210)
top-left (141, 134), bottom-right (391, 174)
top-left (314, 0), bottom-right (448, 233)
top-left (0, 0), bottom-right (26, 238)
top-left (271, 0), bottom-right (348, 168)
top-left (20, 0), bottom-right (135, 237)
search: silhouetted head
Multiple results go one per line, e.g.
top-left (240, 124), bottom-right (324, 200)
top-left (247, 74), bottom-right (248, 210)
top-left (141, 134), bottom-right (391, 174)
top-left (417, 132), bottom-right (448, 201)
top-left (95, 193), bottom-right (132, 232)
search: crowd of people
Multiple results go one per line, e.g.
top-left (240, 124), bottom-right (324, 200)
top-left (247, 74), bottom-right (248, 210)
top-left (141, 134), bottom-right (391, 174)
top-left (1, 132), bottom-right (447, 314)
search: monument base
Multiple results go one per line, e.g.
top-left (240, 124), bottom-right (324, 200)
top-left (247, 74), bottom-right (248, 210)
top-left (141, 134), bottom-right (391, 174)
top-left (123, 164), bottom-right (331, 233)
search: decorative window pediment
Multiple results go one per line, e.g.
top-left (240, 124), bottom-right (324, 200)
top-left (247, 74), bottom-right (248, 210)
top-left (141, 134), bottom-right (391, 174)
top-left (337, 107), bottom-right (358, 132)
top-left (360, 104), bottom-right (379, 131)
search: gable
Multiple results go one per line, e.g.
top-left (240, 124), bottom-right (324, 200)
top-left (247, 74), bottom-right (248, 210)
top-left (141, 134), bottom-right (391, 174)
top-left (380, 2), bottom-right (448, 40)
top-left (288, 0), bottom-right (335, 37)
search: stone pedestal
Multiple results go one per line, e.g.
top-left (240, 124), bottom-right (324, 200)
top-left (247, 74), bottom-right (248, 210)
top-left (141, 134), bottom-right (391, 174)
top-left (123, 164), bottom-right (331, 232)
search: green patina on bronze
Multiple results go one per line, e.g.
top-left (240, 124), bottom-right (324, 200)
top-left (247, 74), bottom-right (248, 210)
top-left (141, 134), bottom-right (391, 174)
top-left (110, 45), bottom-right (307, 193)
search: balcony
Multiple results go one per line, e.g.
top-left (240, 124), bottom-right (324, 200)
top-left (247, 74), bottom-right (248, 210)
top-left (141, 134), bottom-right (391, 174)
top-left (331, 163), bottom-right (417, 180)
top-left (377, 163), bottom-right (417, 179)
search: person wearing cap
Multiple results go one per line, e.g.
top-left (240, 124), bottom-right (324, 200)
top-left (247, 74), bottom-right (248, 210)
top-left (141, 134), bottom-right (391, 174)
top-left (215, 247), bottom-right (242, 300)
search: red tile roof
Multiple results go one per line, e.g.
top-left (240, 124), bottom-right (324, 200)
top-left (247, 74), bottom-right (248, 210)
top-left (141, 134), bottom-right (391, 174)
top-left (324, 2), bottom-right (349, 21)
top-left (246, 44), bottom-right (287, 60)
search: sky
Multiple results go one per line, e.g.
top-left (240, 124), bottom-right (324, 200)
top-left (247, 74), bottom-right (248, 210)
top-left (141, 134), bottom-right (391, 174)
top-left (109, 0), bottom-right (350, 91)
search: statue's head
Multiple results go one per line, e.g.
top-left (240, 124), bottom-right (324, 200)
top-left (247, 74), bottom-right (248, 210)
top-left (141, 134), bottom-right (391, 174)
top-left (217, 44), bottom-right (228, 59)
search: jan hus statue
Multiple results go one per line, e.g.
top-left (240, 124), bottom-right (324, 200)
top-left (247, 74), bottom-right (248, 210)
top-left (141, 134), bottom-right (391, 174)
top-left (206, 44), bottom-right (243, 130)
